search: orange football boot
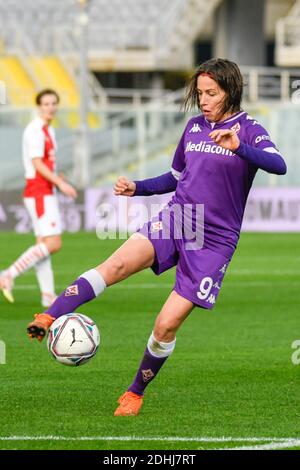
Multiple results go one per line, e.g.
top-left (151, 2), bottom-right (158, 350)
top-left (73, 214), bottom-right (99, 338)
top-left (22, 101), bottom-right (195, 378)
top-left (114, 391), bottom-right (143, 416)
top-left (27, 313), bottom-right (55, 342)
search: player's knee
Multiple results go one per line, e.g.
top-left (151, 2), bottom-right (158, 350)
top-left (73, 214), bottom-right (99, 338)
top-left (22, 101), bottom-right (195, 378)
top-left (55, 238), bottom-right (62, 252)
top-left (154, 321), bottom-right (176, 343)
top-left (45, 237), bottom-right (62, 254)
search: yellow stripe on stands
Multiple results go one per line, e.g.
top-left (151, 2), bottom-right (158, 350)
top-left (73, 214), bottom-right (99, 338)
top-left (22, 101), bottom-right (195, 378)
top-left (0, 54), bottom-right (101, 128)
top-left (28, 56), bottom-right (79, 107)
top-left (0, 56), bottom-right (36, 106)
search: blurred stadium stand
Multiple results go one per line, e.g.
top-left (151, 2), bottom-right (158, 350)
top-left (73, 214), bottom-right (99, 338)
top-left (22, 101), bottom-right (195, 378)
top-left (276, 0), bottom-right (300, 65)
top-left (0, 0), bottom-right (221, 70)
top-left (0, 0), bottom-right (299, 191)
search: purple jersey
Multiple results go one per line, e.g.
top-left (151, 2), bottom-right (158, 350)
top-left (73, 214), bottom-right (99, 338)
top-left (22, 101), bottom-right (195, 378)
top-left (170, 111), bottom-right (279, 257)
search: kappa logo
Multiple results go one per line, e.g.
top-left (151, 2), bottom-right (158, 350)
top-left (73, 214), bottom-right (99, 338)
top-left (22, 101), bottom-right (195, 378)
top-left (213, 282), bottom-right (221, 290)
top-left (246, 115), bottom-right (258, 126)
top-left (189, 123), bottom-right (202, 133)
top-left (142, 369), bottom-right (155, 382)
top-left (150, 221), bottom-right (163, 233)
top-left (219, 264), bottom-right (228, 274)
top-left (231, 122), bottom-right (241, 134)
top-left (65, 285), bottom-right (79, 297)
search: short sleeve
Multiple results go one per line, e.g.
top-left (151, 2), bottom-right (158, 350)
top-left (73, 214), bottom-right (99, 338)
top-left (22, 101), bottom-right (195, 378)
top-left (171, 126), bottom-right (187, 180)
top-left (26, 126), bottom-right (45, 159)
top-left (245, 117), bottom-right (281, 155)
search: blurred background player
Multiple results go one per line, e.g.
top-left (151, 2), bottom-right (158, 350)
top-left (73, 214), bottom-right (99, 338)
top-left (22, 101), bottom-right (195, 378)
top-left (0, 89), bottom-right (77, 307)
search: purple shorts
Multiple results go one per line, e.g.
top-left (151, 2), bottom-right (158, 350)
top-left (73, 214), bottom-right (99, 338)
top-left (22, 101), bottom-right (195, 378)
top-left (138, 206), bottom-right (231, 309)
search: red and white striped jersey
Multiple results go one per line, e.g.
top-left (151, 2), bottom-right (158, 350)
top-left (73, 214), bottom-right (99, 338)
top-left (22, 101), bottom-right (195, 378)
top-left (23, 117), bottom-right (57, 198)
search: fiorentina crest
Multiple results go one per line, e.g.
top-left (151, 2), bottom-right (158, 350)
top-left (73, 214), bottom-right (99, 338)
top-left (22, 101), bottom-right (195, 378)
top-left (65, 285), bottom-right (79, 296)
top-left (142, 369), bottom-right (155, 382)
top-left (150, 221), bottom-right (163, 233)
top-left (231, 122), bottom-right (241, 133)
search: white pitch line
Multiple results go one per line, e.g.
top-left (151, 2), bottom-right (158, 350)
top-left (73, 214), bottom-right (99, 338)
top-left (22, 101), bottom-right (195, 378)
top-left (0, 436), bottom-right (298, 443)
top-left (222, 439), bottom-right (300, 450)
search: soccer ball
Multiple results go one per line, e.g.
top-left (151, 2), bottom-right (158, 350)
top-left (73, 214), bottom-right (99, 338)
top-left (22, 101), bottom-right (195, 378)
top-left (47, 313), bottom-right (100, 366)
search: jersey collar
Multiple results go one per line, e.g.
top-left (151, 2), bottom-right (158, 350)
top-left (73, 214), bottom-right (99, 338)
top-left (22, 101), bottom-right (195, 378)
top-left (35, 116), bottom-right (50, 129)
top-left (204, 111), bottom-right (246, 128)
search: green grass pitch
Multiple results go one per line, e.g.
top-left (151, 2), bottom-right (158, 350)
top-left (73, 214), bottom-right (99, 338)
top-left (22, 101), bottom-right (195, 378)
top-left (0, 231), bottom-right (299, 450)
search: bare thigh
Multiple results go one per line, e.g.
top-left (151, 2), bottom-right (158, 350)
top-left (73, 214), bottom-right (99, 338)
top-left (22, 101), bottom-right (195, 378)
top-left (97, 233), bottom-right (155, 286)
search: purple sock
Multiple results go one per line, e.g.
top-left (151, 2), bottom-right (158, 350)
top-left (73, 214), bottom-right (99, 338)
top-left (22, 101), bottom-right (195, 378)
top-left (128, 347), bottom-right (169, 396)
top-left (46, 277), bottom-right (96, 319)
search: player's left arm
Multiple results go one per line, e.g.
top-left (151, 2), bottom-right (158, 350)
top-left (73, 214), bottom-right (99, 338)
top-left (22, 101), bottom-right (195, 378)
top-left (209, 126), bottom-right (287, 175)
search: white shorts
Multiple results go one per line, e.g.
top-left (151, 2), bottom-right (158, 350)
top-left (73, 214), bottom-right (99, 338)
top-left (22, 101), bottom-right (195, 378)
top-left (24, 195), bottom-right (62, 237)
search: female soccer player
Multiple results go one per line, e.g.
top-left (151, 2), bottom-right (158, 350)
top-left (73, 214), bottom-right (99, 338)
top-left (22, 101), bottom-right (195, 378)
top-left (27, 59), bottom-right (286, 416)
top-left (0, 89), bottom-right (77, 307)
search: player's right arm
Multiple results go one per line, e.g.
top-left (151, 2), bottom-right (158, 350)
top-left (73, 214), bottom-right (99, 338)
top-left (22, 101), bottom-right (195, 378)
top-left (32, 158), bottom-right (78, 199)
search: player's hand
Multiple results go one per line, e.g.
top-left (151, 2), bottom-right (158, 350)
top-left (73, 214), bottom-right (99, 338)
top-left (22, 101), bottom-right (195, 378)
top-left (209, 129), bottom-right (240, 152)
top-left (57, 180), bottom-right (78, 199)
top-left (114, 176), bottom-right (136, 196)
